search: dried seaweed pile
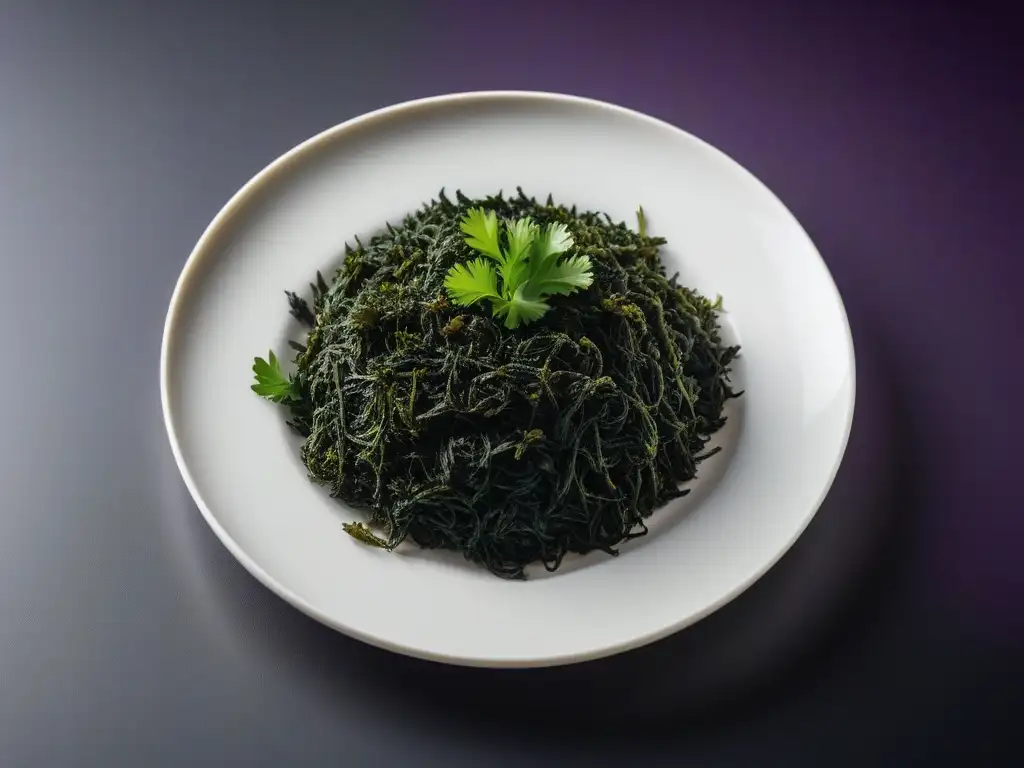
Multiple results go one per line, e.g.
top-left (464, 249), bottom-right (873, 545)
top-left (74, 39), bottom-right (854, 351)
top-left (254, 189), bottom-right (740, 578)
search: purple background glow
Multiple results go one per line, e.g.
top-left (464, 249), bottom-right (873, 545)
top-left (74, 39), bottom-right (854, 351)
top-left (424, 0), bottom-right (1024, 639)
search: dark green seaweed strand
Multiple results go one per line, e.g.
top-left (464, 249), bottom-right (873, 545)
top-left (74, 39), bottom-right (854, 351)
top-left (275, 188), bottom-right (740, 579)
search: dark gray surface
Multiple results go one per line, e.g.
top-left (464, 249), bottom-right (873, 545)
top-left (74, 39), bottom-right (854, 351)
top-left (2, 1), bottom-right (1022, 765)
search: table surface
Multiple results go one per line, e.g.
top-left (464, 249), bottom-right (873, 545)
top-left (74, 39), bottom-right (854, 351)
top-left (2, 1), bottom-right (1021, 765)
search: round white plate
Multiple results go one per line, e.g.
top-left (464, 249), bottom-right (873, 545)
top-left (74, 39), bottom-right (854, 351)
top-left (161, 91), bottom-right (855, 667)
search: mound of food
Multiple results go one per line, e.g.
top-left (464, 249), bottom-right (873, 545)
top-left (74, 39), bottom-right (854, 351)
top-left (251, 189), bottom-right (740, 579)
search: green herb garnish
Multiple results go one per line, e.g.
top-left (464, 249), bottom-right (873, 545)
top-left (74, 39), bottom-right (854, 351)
top-left (250, 350), bottom-right (299, 402)
top-left (250, 189), bottom-right (740, 579)
top-left (443, 207), bottom-right (594, 328)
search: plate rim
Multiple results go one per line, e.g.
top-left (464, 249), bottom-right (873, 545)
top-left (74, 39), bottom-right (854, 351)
top-left (160, 90), bottom-right (858, 668)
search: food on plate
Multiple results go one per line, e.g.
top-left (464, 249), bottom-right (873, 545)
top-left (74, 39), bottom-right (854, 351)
top-left (251, 189), bottom-right (740, 578)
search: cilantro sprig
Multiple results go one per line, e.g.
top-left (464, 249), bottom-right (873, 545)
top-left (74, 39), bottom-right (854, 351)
top-left (443, 208), bottom-right (594, 329)
top-left (251, 350), bottom-right (300, 402)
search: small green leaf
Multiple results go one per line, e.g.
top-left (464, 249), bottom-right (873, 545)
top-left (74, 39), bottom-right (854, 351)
top-left (529, 221), bottom-right (574, 277)
top-left (530, 253), bottom-right (594, 297)
top-left (443, 258), bottom-right (500, 306)
top-left (498, 217), bottom-right (536, 296)
top-left (504, 217), bottom-right (537, 263)
top-left (251, 350), bottom-right (298, 402)
top-left (494, 284), bottom-right (549, 329)
top-left (459, 208), bottom-right (502, 261)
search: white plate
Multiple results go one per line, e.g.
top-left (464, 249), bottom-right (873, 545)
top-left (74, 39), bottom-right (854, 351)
top-left (161, 92), bottom-right (855, 667)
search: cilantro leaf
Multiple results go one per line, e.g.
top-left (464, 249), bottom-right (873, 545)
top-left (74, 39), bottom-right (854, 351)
top-left (493, 284), bottom-right (549, 329)
top-left (529, 253), bottom-right (594, 296)
top-left (252, 350), bottom-right (299, 402)
top-left (443, 257), bottom-right (501, 305)
top-left (505, 217), bottom-right (537, 265)
top-left (499, 217), bottom-right (536, 294)
top-left (459, 208), bottom-right (502, 261)
top-left (529, 221), bottom-right (574, 278)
